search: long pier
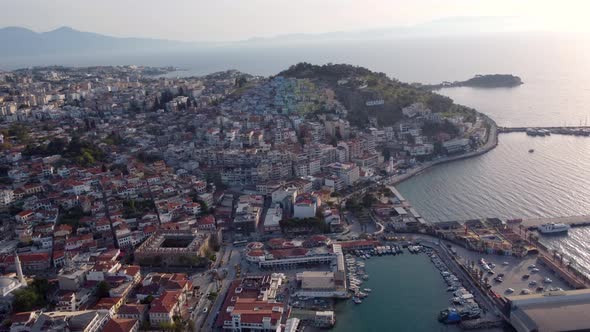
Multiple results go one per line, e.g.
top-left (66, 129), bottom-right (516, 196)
top-left (499, 126), bottom-right (590, 135)
top-left (520, 215), bottom-right (590, 229)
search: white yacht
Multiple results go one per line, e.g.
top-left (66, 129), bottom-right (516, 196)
top-left (538, 223), bottom-right (570, 234)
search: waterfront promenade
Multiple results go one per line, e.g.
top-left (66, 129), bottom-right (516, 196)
top-left (388, 120), bottom-right (498, 186)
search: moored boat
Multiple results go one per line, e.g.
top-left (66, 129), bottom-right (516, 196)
top-left (538, 223), bottom-right (570, 234)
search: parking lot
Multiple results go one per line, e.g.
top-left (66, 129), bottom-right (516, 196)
top-left (453, 246), bottom-right (571, 296)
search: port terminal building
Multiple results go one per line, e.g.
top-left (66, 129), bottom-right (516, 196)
top-left (508, 289), bottom-right (590, 332)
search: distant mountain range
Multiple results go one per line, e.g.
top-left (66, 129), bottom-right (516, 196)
top-left (0, 17), bottom-right (524, 58)
top-left (0, 26), bottom-right (195, 57)
top-left (241, 16), bottom-right (523, 44)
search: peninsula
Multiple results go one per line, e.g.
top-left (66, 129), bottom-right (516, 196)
top-left (422, 74), bottom-right (523, 90)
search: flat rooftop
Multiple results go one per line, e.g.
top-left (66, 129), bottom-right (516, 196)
top-left (509, 289), bottom-right (590, 332)
top-left (512, 301), bottom-right (590, 332)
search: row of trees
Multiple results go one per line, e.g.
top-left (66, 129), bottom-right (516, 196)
top-left (23, 136), bottom-right (106, 167)
top-left (58, 206), bottom-right (90, 232)
top-left (122, 199), bottom-right (155, 219)
top-left (421, 120), bottom-right (460, 137)
top-left (345, 194), bottom-right (376, 211)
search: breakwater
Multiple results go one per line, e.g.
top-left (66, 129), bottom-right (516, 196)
top-left (499, 126), bottom-right (590, 136)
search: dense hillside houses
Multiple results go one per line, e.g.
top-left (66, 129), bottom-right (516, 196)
top-left (0, 64), bottom-right (490, 331)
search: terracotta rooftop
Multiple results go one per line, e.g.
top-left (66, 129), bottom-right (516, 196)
top-left (102, 318), bottom-right (138, 332)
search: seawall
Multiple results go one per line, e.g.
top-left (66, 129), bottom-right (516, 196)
top-left (389, 115), bottom-right (499, 186)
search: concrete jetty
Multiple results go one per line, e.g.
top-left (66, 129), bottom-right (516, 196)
top-left (499, 126), bottom-right (590, 135)
top-left (520, 215), bottom-right (590, 229)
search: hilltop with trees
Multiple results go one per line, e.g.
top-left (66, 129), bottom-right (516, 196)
top-left (279, 62), bottom-right (476, 127)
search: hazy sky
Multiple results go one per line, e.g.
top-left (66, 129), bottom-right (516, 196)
top-left (2, 0), bottom-right (590, 41)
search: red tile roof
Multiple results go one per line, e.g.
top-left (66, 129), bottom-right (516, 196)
top-left (150, 290), bottom-right (181, 313)
top-left (336, 240), bottom-right (379, 249)
top-left (215, 280), bottom-right (284, 329)
top-left (102, 318), bottom-right (138, 332)
top-left (93, 297), bottom-right (122, 311)
top-left (3, 252), bottom-right (50, 264)
top-left (17, 210), bottom-right (34, 217)
top-left (199, 215), bottom-right (215, 225)
top-left (268, 248), bottom-right (308, 259)
top-left (118, 303), bottom-right (146, 316)
top-left (11, 311), bottom-right (35, 324)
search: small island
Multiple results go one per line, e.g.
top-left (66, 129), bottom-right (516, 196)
top-left (422, 74), bottom-right (523, 90)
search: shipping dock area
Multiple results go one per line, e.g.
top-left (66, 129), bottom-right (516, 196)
top-left (430, 216), bottom-right (590, 288)
top-left (340, 184), bottom-right (590, 331)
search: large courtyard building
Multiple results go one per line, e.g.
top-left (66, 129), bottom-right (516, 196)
top-left (134, 230), bottom-right (205, 267)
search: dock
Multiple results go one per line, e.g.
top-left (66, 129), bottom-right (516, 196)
top-left (520, 215), bottom-right (590, 229)
top-left (499, 126), bottom-right (590, 136)
top-left (432, 216), bottom-right (590, 290)
top-left (460, 318), bottom-right (504, 330)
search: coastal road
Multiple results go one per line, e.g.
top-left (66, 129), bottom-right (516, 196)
top-left (385, 120), bottom-right (498, 186)
top-left (201, 244), bottom-right (243, 331)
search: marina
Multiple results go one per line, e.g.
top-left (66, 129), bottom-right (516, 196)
top-left (335, 241), bottom-right (508, 332)
top-left (344, 245), bottom-right (406, 300)
top-left (334, 253), bottom-right (469, 332)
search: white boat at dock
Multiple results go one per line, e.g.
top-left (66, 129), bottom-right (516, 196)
top-left (356, 291), bottom-right (368, 298)
top-left (538, 223), bottom-right (570, 234)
